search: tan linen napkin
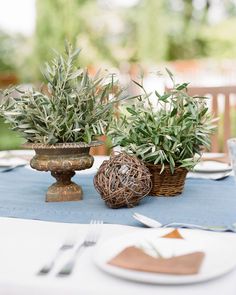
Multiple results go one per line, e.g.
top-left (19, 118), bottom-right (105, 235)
top-left (108, 246), bottom-right (205, 275)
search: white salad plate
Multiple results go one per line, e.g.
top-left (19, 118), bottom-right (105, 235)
top-left (193, 161), bottom-right (232, 173)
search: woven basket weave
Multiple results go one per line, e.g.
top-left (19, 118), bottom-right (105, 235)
top-left (146, 163), bottom-right (188, 196)
top-left (94, 153), bottom-right (152, 208)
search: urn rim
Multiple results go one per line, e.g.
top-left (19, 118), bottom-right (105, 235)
top-left (22, 141), bottom-right (102, 150)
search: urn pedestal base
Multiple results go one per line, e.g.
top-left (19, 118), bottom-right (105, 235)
top-left (46, 171), bottom-right (83, 202)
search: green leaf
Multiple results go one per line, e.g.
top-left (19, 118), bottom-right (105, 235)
top-left (126, 107), bottom-right (137, 115)
top-left (165, 68), bottom-right (174, 83)
top-left (155, 91), bottom-right (161, 98)
top-left (160, 93), bottom-right (171, 101)
top-left (170, 108), bottom-right (177, 117)
top-left (176, 83), bottom-right (189, 90)
top-left (132, 80), bottom-right (144, 89)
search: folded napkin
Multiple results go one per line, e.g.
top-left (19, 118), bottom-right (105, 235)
top-left (108, 246), bottom-right (205, 275)
top-left (162, 229), bottom-right (184, 239)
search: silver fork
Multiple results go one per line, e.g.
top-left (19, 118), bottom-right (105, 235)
top-left (37, 234), bottom-right (76, 275)
top-left (133, 212), bottom-right (236, 232)
top-left (57, 220), bottom-right (103, 277)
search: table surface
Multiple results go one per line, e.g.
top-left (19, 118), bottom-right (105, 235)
top-left (1, 217), bottom-right (236, 295)
top-left (0, 154), bottom-right (236, 295)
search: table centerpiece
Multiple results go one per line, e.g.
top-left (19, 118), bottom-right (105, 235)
top-left (0, 43), bottom-right (124, 202)
top-left (108, 70), bottom-right (215, 196)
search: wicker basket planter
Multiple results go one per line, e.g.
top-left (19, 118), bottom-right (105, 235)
top-left (146, 163), bottom-right (188, 197)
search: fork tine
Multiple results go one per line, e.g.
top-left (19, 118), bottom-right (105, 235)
top-left (57, 220), bottom-right (103, 276)
top-left (92, 222), bottom-right (99, 242)
top-left (85, 220), bottom-right (99, 242)
top-left (86, 220), bottom-right (102, 243)
top-left (94, 220), bottom-right (103, 242)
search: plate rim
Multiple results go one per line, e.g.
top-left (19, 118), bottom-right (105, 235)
top-left (193, 161), bottom-right (232, 173)
top-left (93, 229), bottom-right (236, 285)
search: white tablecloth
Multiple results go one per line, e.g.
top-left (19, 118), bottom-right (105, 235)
top-left (0, 218), bottom-right (236, 295)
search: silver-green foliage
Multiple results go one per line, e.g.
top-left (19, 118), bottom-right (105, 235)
top-left (0, 44), bottom-right (122, 144)
top-left (109, 72), bottom-right (215, 172)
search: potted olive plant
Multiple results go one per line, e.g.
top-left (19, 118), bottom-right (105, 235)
top-left (0, 43), bottom-right (124, 202)
top-left (109, 70), bottom-right (215, 196)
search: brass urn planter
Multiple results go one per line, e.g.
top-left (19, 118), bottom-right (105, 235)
top-left (23, 142), bottom-right (101, 202)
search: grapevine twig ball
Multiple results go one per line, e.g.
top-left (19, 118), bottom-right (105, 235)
top-left (94, 152), bottom-right (152, 208)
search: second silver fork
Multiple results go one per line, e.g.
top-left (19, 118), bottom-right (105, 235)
top-left (57, 220), bottom-right (103, 277)
top-left (133, 212), bottom-right (236, 232)
top-left (38, 234), bottom-right (76, 275)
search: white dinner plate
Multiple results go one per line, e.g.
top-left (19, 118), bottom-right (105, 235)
top-left (0, 150), bottom-right (34, 158)
top-left (0, 150), bottom-right (33, 167)
top-left (193, 161), bottom-right (232, 173)
top-left (0, 157), bottom-right (28, 167)
top-left (94, 228), bottom-right (236, 285)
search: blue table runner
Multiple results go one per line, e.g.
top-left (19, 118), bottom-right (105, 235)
top-left (0, 167), bottom-right (236, 227)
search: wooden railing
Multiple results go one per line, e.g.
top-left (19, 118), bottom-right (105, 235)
top-left (186, 85), bottom-right (236, 153)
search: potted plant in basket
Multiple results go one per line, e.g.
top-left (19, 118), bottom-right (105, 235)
top-left (0, 43), bottom-right (124, 202)
top-left (109, 70), bottom-right (215, 196)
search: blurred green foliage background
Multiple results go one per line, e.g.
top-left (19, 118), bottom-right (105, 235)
top-left (1, 0), bottom-right (236, 150)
